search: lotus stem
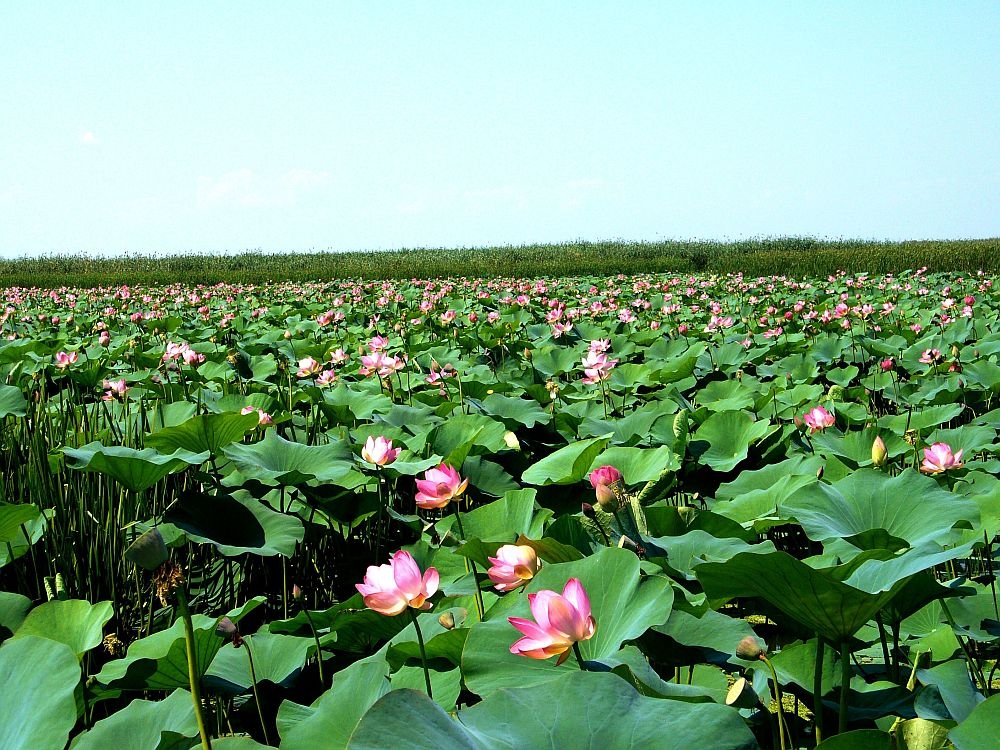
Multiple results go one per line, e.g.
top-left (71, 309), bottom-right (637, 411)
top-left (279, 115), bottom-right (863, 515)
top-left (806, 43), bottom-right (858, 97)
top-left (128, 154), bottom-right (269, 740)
top-left (452, 505), bottom-right (485, 621)
top-left (302, 606), bottom-right (326, 688)
top-left (875, 613), bottom-right (892, 681)
top-left (761, 655), bottom-right (788, 750)
top-left (175, 586), bottom-right (213, 750)
top-left (813, 637), bottom-right (824, 745)
top-left (243, 637), bottom-right (270, 745)
top-left (839, 640), bottom-right (851, 735)
top-left (409, 608), bottom-right (433, 699)
top-left (573, 641), bottom-right (588, 672)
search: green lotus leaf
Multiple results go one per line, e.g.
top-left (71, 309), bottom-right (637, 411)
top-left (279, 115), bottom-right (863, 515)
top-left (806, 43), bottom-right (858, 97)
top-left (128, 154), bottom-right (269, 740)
top-left (144, 411), bottom-right (260, 455)
top-left (916, 659), bottom-right (984, 723)
top-left (0, 502), bottom-right (47, 568)
top-left (222, 431), bottom-right (354, 485)
top-left (13, 598), bottom-right (113, 659)
top-left (163, 489), bottom-right (304, 557)
top-left (69, 687), bottom-right (197, 750)
top-left (205, 632), bottom-right (314, 693)
top-left (0, 592), bottom-right (31, 641)
top-left (96, 614), bottom-right (223, 691)
top-left (783, 469), bottom-right (979, 550)
top-left (949, 693), bottom-right (1000, 750)
top-left (0, 636), bottom-right (80, 750)
top-left (689, 410), bottom-right (776, 473)
top-left (63, 442), bottom-right (209, 492)
top-left (0, 384), bottom-right (27, 418)
top-left (587, 445), bottom-right (680, 484)
top-left (521, 435), bottom-right (611, 485)
top-left (343, 671), bottom-right (757, 750)
top-left (815, 730), bottom-right (892, 749)
top-left (277, 654), bottom-right (390, 749)
top-left (877, 404), bottom-right (965, 435)
top-left (695, 546), bottom-right (964, 644)
top-left (461, 546), bottom-right (672, 696)
top-left (479, 393), bottom-right (550, 428)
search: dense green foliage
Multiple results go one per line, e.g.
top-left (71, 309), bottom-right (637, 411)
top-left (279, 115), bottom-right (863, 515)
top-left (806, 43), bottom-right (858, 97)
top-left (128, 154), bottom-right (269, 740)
top-left (3, 236), bottom-right (999, 287)
top-left (0, 269), bottom-right (998, 748)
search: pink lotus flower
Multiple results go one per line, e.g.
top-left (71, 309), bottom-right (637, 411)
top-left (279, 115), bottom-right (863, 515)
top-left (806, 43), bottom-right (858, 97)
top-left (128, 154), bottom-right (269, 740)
top-left (296, 356), bottom-right (322, 377)
top-left (241, 406), bottom-right (273, 426)
top-left (919, 348), bottom-right (943, 365)
top-left (54, 351), bottom-right (78, 369)
top-left (315, 370), bottom-right (338, 386)
top-left (102, 379), bottom-right (128, 402)
top-left (589, 465), bottom-right (623, 508)
top-left (361, 436), bottom-right (400, 466)
top-left (487, 545), bottom-right (540, 592)
top-left (920, 442), bottom-right (964, 474)
top-left (415, 463), bottom-right (469, 509)
top-left (802, 405), bottom-right (836, 433)
top-left (356, 550), bottom-right (439, 616)
top-left (509, 578), bottom-right (597, 664)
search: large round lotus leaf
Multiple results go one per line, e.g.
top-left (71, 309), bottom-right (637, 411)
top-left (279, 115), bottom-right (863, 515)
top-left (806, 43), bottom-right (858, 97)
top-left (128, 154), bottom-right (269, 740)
top-left (587, 446), bottom-right (680, 484)
top-left (342, 671), bottom-right (757, 750)
top-left (877, 404), bottom-right (964, 435)
top-left (144, 410), bottom-right (261, 454)
top-left (206, 632), bottom-right (314, 693)
top-left (689, 410), bottom-right (776, 472)
top-left (479, 393), bottom-right (550, 428)
top-left (63, 442), bottom-right (209, 492)
top-left (277, 655), bottom-right (389, 749)
top-left (782, 469), bottom-right (979, 550)
top-left (0, 503), bottom-right (46, 567)
top-left (916, 659), bottom-right (985, 723)
top-left (461, 546), bottom-right (672, 696)
top-left (695, 547), bottom-right (959, 643)
top-left (96, 614), bottom-right (223, 691)
top-left (222, 431), bottom-right (354, 485)
top-left (0, 636), bottom-right (80, 750)
top-left (521, 436), bottom-right (611, 485)
top-left (69, 687), bottom-right (197, 749)
top-left (815, 730), bottom-right (892, 749)
top-left (949, 694), bottom-right (1000, 750)
top-left (0, 384), bottom-right (26, 418)
top-left (13, 598), bottom-right (113, 658)
top-left (163, 489), bottom-right (304, 557)
top-left (0, 592), bottom-right (31, 641)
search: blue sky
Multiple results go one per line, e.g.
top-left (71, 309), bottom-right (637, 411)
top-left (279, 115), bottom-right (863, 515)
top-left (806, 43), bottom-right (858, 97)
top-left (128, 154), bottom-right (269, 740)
top-left (2, 2), bottom-right (998, 257)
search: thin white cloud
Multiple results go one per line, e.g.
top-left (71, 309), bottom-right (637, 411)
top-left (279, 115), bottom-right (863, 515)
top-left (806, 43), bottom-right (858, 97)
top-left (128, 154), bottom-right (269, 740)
top-left (80, 131), bottom-right (99, 145)
top-left (196, 168), bottom-right (330, 208)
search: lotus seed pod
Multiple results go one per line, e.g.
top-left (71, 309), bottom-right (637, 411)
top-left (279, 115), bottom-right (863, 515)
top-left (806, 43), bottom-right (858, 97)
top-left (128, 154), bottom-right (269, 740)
top-left (725, 677), bottom-right (762, 709)
top-left (736, 635), bottom-right (766, 661)
top-left (124, 528), bottom-right (169, 571)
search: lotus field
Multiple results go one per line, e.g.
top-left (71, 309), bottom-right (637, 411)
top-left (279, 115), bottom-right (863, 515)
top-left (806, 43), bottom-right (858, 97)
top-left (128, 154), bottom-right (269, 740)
top-left (3, 269), bottom-right (1000, 749)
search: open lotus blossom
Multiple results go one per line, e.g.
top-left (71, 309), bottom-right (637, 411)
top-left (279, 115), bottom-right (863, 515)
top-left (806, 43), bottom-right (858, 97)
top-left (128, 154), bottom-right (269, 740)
top-left (588, 465), bottom-right (623, 508)
top-left (102, 379), bottom-right (129, 402)
top-left (920, 442), bottom-right (964, 474)
top-left (296, 356), bottom-right (322, 377)
top-left (581, 350), bottom-right (618, 384)
top-left (919, 348), bottom-right (944, 364)
top-left (54, 351), bottom-right (78, 369)
top-left (802, 405), bottom-right (836, 433)
top-left (415, 463), bottom-right (469, 509)
top-left (509, 578), bottom-right (597, 664)
top-left (356, 550), bottom-right (439, 616)
top-left (487, 544), bottom-right (540, 592)
top-left (361, 435), bottom-right (400, 466)
top-left (240, 406), bottom-right (273, 426)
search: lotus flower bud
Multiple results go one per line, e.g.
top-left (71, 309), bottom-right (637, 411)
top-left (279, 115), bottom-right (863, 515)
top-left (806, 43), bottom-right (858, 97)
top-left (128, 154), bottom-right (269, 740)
top-left (438, 612), bottom-right (456, 630)
top-left (125, 528), bottom-right (169, 571)
top-left (292, 584), bottom-right (304, 602)
top-left (581, 502), bottom-right (597, 519)
top-left (503, 431), bottom-right (521, 451)
top-left (871, 435), bottom-right (888, 467)
top-left (736, 635), bottom-right (766, 661)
